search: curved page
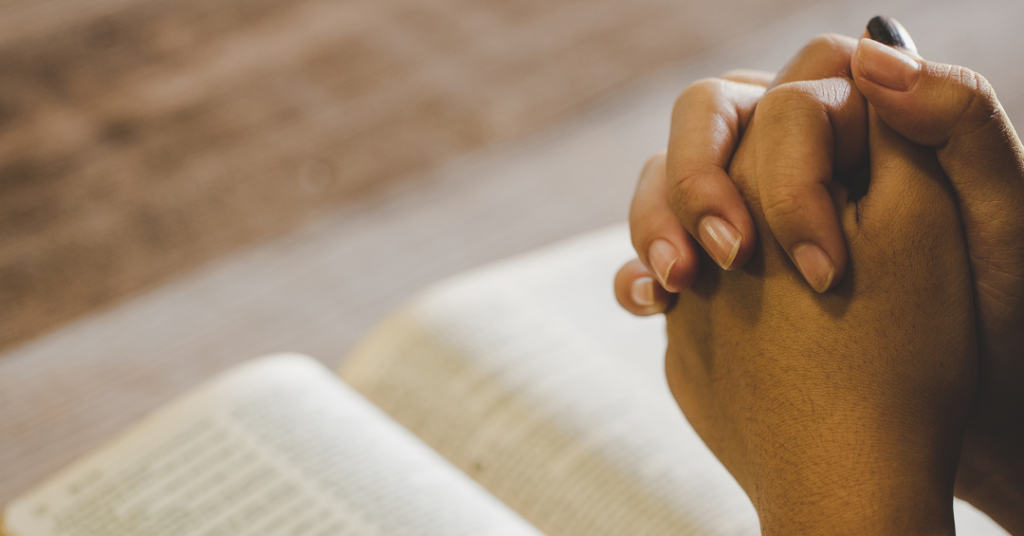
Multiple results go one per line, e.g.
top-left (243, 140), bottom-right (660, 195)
top-left (4, 354), bottom-right (543, 536)
top-left (343, 224), bottom-right (1007, 536)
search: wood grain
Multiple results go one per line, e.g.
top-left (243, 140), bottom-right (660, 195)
top-left (4, 0), bottom-right (1024, 516)
top-left (0, 0), bottom-right (817, 352)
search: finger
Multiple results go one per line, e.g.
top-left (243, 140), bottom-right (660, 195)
top-left (769, 32), bottom-right (868, 173)
top-left (631, 153), bottom-right (701, 292)
top-left (753, 32), bottom-right (864, 293)
top-left (665, 35), bottom-right (860, 274)
top-left (614, 259), bottom-right (673, 316)
top-left (852, 37), bottom-right (1024, 214)
top-left (753, 77), bottom-right (869, 292)
top-left (852, 16), bottom-right (1024, 351)
top-left (720, 69), bottom-right (775, 87)
top-left (666, 78), bottom-right (764, 271)
top-left (769, 33), bottom-right (859, 89)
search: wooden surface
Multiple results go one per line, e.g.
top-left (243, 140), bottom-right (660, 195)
top-left (4, 0), bottom-right (1024, 511)
top-left (0, 0), bottom-right (819, 352)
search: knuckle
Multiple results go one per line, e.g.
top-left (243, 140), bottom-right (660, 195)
top-left (758, 85), bottom-right (789, 109)
top-left (805, 33), bottom-right (843, 53)
top-left (760, 82), bottom-right (810, 106)
top-left (673, 78), bottom-right (725, 116)
top-left (667, 169), bottom-right (701, 210)
top-left (802, 33), bottom-right (857, 57)
top-left (766, 79), bottom-right (830, 99)
top-left (758, 83), bottom-right (823, 122)
top-left (959, 68), bottom-right (999, 120)
top-left (760, 78), bottom-right (848, 120)
top-left (761, 187), bottom-right (808, 224)
top-left (666, 165), bottom-right (735, 224)
top-left (940, 64), bottom-right (1001, 138)
top-left (949, 64), bottom-right (995, 102)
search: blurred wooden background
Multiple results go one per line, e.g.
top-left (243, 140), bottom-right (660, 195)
top-left (4, 0), bottom-right (1024, 512)
top-left (0, 0), bottom-right (821, 352)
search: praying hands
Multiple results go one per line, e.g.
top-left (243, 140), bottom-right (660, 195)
top-left (614, 16), bottom-right (1024, 535)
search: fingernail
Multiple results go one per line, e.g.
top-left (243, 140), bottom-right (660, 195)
top-left (698, 216), bottom-right (741, 270)
top-left (631, 277), bottom-right (655, 307)
top-left (857, 38), bottom-right (920, 92)
top-left (867, 16), bottom-right (916, 51)
top-left (648, 239), bottom-right (680, 291)
top-left (792, 242), bottom-right (835, 293)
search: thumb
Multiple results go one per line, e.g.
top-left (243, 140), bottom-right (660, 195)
top-left (851, 33), bottom-right (1024, 214)
top-left (852, 20), bottom-right (1024, 366)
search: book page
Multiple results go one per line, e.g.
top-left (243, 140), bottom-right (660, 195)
top-left (3, 354), bottom-right (543, 536)
top-left (342, 224), bottom-right (1007, 536)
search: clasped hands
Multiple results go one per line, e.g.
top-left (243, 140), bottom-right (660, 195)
top-left (613, 17), bottom-right (1024, 535)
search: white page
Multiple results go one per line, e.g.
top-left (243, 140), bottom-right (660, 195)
top-left (3, 354), bottom-right (544, 536)
top-left (343, 224), bottom-right (1007, 536)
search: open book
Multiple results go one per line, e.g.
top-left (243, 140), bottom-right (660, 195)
top-left (2, 226), bottom-right (1008, 536)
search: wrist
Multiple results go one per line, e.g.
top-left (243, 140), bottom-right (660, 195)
top-left (751, 457), bottom-right (957, 536)
top-left (759, 500), bottom-right (955, 536)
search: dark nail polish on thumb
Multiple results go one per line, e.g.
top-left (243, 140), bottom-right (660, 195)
top-left (867, 16), bottom-right (914, 50)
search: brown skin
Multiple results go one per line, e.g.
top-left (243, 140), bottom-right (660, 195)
top-left (849, 37), bottom-right (1024, 534)
top-left (663, 80), bottom-right (976, 534)
top-left (616, 26), bottom-right (1024, 533)
top-left (626, 34), bottom-right (866, 296)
